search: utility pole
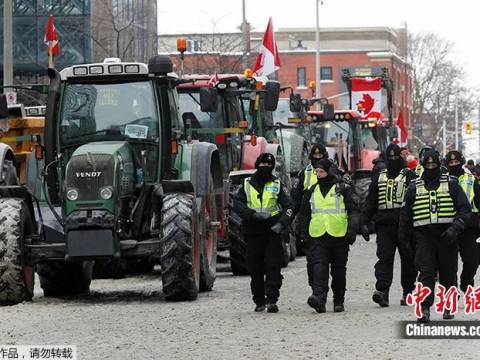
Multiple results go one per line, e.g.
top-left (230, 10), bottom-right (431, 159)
top-left (315, 0), bottom-right (322, 104)
top-left (241, 0), bottom-right (250, 54)
top-left (3, 0), bottom-right (14, 88)
top-left (454, 92), bottom-right (459, 150)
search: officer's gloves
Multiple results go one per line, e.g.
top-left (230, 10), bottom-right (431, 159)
top-left (252, 212), bottom-right (271, 221)
top-left (270, 223), bottom-right (284, 234)
top-left (345, 230), bottom-right (357, 245)
top-left (361, 225), bottom-right (370, 242)
top-left (440, 225), bottom-right (462, 245)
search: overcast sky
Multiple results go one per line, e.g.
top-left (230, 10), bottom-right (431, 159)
top-left (158, 0), bottom-right (480, 87)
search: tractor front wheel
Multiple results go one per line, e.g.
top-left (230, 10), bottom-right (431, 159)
top-left (160, 193), bottom-right (200, 301)
top-left (37, 261), bottom-right (93, 297)
top-left (0, 198), bottom-right (35, 305)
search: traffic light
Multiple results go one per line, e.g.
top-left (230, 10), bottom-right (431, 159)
top-left (465, 120), bottom-right (473, 134)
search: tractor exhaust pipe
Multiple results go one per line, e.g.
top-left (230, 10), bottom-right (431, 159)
top-left (44, 68), bottom-right (61, 205)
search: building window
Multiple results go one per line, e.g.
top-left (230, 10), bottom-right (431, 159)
top-left (320, 66), bottom-right (333, 81)
top-left (297, 67), bottom-right (306, 87)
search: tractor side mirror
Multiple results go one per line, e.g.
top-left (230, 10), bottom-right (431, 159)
top-left (0, 94), bottom-right (8, 119)
top-left (289, 93), bottom-right (303, 113)
top-left (199, 87), bottom-right (218, 112)
top-left (264, 81), bottom-right (280, 111)
top-left (322, 103), bottom-right (335, 120)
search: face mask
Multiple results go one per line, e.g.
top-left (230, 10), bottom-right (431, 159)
top-left (256, 166), bottom-right (273, 179)
top-left (448, 164), bottom-right (463, 177)
top-left (387, 158), bottom-right (404, 173)
top-left (423, 166), bottom-right (441, 182)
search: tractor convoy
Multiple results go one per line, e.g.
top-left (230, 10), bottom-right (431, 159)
top-left (0, 54), bottom-right (397, 305)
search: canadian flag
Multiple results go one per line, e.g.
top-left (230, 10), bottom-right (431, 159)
top-left (351, 77), bottom-right (382, 120)
top-left (253, 17), bottom-right (281, 77)
top-left (44, 15), bottom-right (60, 56)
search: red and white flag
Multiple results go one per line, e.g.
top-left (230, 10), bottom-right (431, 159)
top-left (44, 15), bottom-right (60, 56)
top-left (397, 111), bottom-right (408, 145)
top-left (351, 77), bottom-right (382, 120)
top-left (253, 17), bottom-right (281, 77)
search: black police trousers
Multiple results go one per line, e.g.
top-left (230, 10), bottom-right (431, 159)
top-left (458, 227), bottom-right (480, 291)
top-left (247, 232), bottom-right (284, 305)
top-left (308, 236), bottom-right (349, 305)
top-left (375, 223), bottom-right (416, 295)
top-left (415, 229), bottom-right (458, 307)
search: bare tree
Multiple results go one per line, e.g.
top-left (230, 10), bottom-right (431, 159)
top-left (90, 0), bottom-right (157, 63)
top-left (409, 32), bottom-right (478, 149)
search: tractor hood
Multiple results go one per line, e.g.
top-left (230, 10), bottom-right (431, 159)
top-left (65, 141), bottom-right (136, 214)
top-left (71, 141), bottom-right (131, 157)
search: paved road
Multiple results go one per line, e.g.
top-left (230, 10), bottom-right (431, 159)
top-left (1, 236), bottom-right (478, 359)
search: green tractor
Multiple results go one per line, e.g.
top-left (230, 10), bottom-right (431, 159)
top-left (0, 56), bottom-right (223, 305)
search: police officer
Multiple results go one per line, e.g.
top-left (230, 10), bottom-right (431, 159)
top-left (233, 153), bottom-right (294, 313)
top-left (414, 145), bottom-right (434, 177)
top-left (399, 150), bottom-right (471, 322)
top-left (299, 158), bottom-right (360, 313)
top-left (362, 143), bottom-right (417, 307)
top-left (292, 144), bottom-right (329, 212)
top-left (446, 150), bottom-right (480, 292)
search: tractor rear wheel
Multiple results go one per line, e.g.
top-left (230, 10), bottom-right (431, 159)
top-left (228, 208), bottom-right (249, 276)
top-left (37, 261), bottom-right (93, 297)
top-left (199, 178), bottom-right (218, 291)
top-left (160, 193), bottom-right (200, 301)
top-left (0, 198), bottom-right (35, 305)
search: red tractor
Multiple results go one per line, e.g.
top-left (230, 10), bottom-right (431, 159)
top-left (176, 74), bottom-right (297, 275)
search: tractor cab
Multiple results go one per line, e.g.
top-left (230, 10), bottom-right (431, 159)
top-left (307, 109), bottom-right (387, 173)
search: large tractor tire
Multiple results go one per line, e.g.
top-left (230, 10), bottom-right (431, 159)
top-left (37, 261), bottom-right (93, 297)
top-left (0, 198), bottom-right (35, 305)
top-left (199, 178), bottom-right (218, 291)
top-left (228, 208), bottom-right (249, 276)
top-left (160, 193), bottom-right (200, 301)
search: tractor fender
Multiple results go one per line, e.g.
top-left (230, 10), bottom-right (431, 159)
top-left (0, 143), bottom-right (17, 173)
top-left (189, 142), bottom-right (222, 196)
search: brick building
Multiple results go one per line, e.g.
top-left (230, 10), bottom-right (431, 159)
top-left (159, 26), bottom-right (413, 134)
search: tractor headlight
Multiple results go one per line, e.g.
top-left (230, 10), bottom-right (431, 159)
top-left (100, 186), bottom-right (114, 200)
top-left (66, 188), bottom-right (79, 201)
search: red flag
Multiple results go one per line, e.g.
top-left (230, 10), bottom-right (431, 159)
top-left (44, 15), bottom-right (60, 56)
top-left (253, 18), bottom-right (281, 77)
top-left (397, 111), bottom-right (408, 144)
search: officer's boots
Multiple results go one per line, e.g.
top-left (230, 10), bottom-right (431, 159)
top-left (418, 306), bottom-right (430, 323)
top-left (372, 289), bottom-right (389, 307)
top-left (307, 295), bottom-right (326, 313)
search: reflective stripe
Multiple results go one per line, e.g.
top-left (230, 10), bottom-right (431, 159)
top-left (377, 169), bottom-right (407, 210)
top-left (412, 175), bottom-right (455, 227)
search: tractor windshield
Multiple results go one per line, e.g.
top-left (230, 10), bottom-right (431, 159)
top-left (311, 120), bottom-right (353, 147)
top-left (241, 93), bottom-right (276, 140)
top-left (60, 81), bottom-right (158, 144)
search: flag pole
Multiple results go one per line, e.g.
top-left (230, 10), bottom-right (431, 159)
top-left (48, 47), bottom-right (54, 69)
